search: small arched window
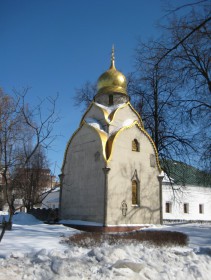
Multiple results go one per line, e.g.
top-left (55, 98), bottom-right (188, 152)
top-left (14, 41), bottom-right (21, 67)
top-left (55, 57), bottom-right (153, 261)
top-left (132, 139), bottom-right (139, 152)
top-left (132, 180), bottom-right (138, 205)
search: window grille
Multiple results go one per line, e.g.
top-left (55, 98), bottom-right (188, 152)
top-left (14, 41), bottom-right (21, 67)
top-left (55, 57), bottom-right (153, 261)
top-left (132, 180), bottom-right (138, 205)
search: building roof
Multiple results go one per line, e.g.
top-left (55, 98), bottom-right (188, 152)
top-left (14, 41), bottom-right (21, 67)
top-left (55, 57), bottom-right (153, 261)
top-left (161, 160), bottom-right (211, 187)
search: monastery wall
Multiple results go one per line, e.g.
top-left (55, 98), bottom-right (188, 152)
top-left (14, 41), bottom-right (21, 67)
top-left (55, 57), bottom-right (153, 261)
top-left (163, 185), bottom-right (211, 221)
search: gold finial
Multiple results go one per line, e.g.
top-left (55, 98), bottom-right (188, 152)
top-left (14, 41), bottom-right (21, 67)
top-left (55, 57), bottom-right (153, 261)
top-left (110, 45), bottom-right (115, 69)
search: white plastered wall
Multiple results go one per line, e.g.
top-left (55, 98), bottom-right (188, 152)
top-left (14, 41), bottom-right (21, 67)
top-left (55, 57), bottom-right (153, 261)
top-left (60, 125), bottom-right (105, 223)
top-left (163, 185), bottom-right (211, 221)
top-left (106, 125), bottom-right (161, 225)
top-left (109, 105), bottom-right (141, 134)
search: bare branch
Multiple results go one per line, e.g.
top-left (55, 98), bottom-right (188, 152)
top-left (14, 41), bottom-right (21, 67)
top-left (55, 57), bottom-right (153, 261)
top-left (156, 16), bottom-right (211, 66)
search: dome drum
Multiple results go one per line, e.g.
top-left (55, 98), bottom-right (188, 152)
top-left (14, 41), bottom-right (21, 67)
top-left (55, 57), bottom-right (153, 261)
top-left (94, 92), bottom-right (129, 106)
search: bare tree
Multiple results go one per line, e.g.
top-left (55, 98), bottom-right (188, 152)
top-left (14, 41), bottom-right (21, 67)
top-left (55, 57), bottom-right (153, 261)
top-left (132, 1), bottom-right (211, 172)
top-left (163, 2), bottom-right (211, 170)
top-left (74, 82), bottom-right (96, 111)
top-left (131, 40), bottom-right (195, 171)
top-left (13, 146), bottom-right (52, 212)
top-left (157, 0), bottom-right (211, 65)
top-left (0, 88), bottom-right (59, 241)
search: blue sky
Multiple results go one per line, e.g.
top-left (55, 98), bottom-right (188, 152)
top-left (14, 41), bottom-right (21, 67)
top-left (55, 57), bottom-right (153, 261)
top-left (0, 0), bottom-right (188, 176)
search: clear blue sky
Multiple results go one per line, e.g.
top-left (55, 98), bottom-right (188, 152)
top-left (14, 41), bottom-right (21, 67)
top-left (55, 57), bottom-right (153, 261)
top-left (0, 0), bottom-right (189, 176)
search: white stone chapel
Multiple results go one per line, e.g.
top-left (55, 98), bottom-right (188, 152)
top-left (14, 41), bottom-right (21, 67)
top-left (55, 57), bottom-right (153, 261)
top-left (60, 48), bottom-right (163, 229)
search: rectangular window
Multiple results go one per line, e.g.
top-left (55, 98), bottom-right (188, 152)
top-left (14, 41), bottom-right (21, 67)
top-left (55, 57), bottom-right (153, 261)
top-left (165, 202), bottom-right (172, 213)
top-left (199, 204), bottom-right (204, 214)
top-left (184, 203), bottom-right (189, 214)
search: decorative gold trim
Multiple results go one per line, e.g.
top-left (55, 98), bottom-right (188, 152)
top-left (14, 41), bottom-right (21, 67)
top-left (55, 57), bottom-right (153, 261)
top-left (128, 102), bottom-right (144, 128)
top-left (80, 101), bottom-right (94, 125)
top-left (84, 121), bottom-right (108, 161)
top-left (93, 103), bottom-right (110, 122)
top-left (108, 102), bottom-right (128, 122)
top-left (108, 102), bottom-right (143, 127)
top-left (80, 102), bottom-right (109, 125)
top-left (81, 102), bottom-right (143, 128)
top-left (61, 121), bottom-right (107, 172)
top-left (97, 86), bottom-right (127, 96)
top-left (106, 121), bottom-right (161, 172)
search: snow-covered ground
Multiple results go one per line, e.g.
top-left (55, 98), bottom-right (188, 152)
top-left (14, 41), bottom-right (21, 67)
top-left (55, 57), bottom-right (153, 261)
top-left (0, 213), bottom-right (211, 280)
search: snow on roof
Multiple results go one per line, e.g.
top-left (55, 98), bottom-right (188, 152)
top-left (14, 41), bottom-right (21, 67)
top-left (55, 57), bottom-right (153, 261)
top-left (85, 117), bottom-right (136, 137)
top-left (85, 118), bottom-right (108, 135)
top-left (42, 186), bottom-right (60, 195)
top-left (162, 173), bottom-right (174, 184)
top-left (51, 186), bottom-right (60, 192)
top-left (46, 197), bottom-right (59, 203)
top-left (95, 102), bottom-right (126, 115)
top-left (110, 119), bottom-right (135, 136)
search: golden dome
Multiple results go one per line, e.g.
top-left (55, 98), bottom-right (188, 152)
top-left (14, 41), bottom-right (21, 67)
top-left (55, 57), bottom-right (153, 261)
top-left (97, 47), bottom-right (127, 95)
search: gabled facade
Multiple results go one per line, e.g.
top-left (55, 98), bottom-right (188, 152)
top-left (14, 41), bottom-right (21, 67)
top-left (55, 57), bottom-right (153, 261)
top-left (60, 49), bottom-right (163, 228)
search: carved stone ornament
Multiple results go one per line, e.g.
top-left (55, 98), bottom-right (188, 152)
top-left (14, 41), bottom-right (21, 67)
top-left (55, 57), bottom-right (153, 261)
top-left (121, 200), bottom-right (128, 216)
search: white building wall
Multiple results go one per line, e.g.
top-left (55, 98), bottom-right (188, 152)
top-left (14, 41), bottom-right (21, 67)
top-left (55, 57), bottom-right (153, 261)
top-left (42, 189), bottom-right (60, 209)
top-left (163, 185), bottom-right (211, 221)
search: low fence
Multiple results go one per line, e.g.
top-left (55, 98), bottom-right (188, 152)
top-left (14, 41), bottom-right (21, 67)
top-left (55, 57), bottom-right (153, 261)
top-left (28, 208), bottom-right (59, 223)
top-left (163, 219), bottom-right (211, 224)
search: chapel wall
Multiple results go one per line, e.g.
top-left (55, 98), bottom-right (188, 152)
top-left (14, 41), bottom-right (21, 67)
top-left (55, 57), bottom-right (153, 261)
top-left (60, 125), bottom-right (105, 223)
top-left (83, 104), bottom-right (108, 129)
top-left (108, 105), bottom-right (141, 134)
top-left (106, 126), bottom-right (161, 225)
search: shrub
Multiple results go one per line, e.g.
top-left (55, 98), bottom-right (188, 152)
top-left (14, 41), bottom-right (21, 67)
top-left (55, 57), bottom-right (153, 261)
top-left (62, 230), bottom-right (188, 248)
